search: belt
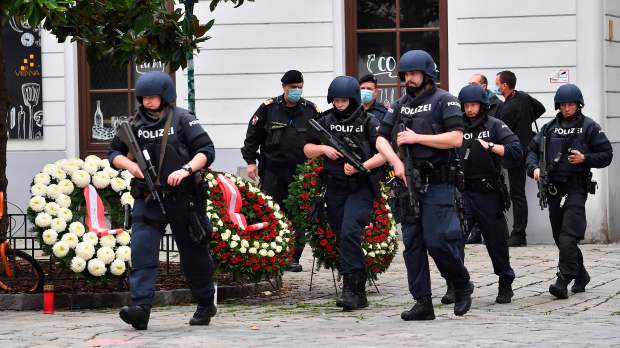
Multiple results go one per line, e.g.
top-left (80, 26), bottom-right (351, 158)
top-left (464, 177), bottom-right (498, 192)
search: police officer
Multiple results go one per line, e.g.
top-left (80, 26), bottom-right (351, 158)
top-left (304, 76), bottom-right (386, 311)
top-left (526, 84), bottom-right (612, 299)
top-left (359, 74), bottom-right (388, 121)
top-left (444, 84), bottom-right (520, 304)
top-left (241, 70), bottom-right (320, 272)
top-left (469, 73), bottom-right (503, 118)
top-left (108, 72), bottom-right (216, 330)
top-left (375, 50), bottom-right (473, 320)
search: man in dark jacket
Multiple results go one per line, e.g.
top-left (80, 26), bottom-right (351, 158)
top-left (469, 73), bottom-right (503, 118)
top-left (495, 71), bottom-right (545, 247)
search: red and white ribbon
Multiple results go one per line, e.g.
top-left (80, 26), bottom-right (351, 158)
top-left (83, 184), bottom-right (124, 237)
top-left (216, 174), bottom-right (268, 232)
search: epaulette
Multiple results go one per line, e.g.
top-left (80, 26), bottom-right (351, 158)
top-left (263, 98), bottom-right (274, 106)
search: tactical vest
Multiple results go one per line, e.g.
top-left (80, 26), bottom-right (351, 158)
top-left (460, 115), bottom-right (501, 180)
top-left (542, 114), bottom-right (588, 178)
top-left (262, 96), bottom-right (316, 167)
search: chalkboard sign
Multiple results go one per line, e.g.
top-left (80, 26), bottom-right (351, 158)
top-left (3, 18), bottom-right (43, 139)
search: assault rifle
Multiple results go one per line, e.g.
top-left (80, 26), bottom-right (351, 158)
top-left (397, 123), bottom-right (422, 220)
top-left (537, 135), bottom-right (551, 210)
top-left (117, 122), bottom-right (167, 216)
top-left (308, 118), bottom-right (369, 174)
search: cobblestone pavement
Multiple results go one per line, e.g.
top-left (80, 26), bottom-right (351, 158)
top-left (2, 243), bottom-right (620, 348)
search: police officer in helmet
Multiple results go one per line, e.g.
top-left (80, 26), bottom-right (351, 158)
top-left (304, 76), bottom-right (386, 310)
top-left (109, 71), bottom-right (217, 329)
top-left (444, 84), bottom-right (519, 305)
top-left (526, 84), bottom-right (612, 299)
top-left (375, 50), bottom-right (473, 320)
top-left (241, 70), bottom-right (320, 272)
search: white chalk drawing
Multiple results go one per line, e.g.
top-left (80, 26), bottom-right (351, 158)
top-left (21, 82), bottom-right (40, 139)
top-left (365, 54), bottom-right (398, 79)
top-left (91, 100), bottom-right (117, 141)
top-left (136, 61), bottom-right (166, 75)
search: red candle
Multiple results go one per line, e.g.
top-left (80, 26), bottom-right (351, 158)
top-left (43, 284), bottom-right (54, 314)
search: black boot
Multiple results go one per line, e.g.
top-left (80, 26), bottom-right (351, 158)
top-left (571, 267), bottom-right (590, 293)
top-left (441, 282), bottom-right (455, 304)
top-left (507, 232), bottom-right (527, 247)
top-left (189, 303), bottom-right (217, 326)
top-left (549, 273), bottom-right (571, 299)
top-left (336, 275), bottom-right (360, 311)
top-left (288, 261), bottom-right (303, 272)
top-left (454, 281), bottom-right (474, 316)
top-left (401, 296), bottom-right (435, 321)
top-left (496, 278), bottom-right (514, 304)
top-left (357, 274), bottom-right (368, 309)
top-left (119, 304), bottom-right (151, 330)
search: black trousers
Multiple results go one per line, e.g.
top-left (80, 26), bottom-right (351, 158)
top-left (461, 190), bottom-right (515, 282)
top-left (547, 182), bottom-right (588, 279)
top-left (260, 166), bottom-right (305, 262)
top-left (507, 161), bottom-right (528, 237)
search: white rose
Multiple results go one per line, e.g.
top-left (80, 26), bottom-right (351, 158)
top-left (61, 232), bottom-right (79, 249)
top-left (75, 242), bottom-right (95, 260)
top-left (34, 172), bottom-right (51, 185)
top-left (120, 170), bottom-right (134, 181)
top-left (381, 242), bottom-right (388, 249)
top-left (87, 259), bottom-right (106, 277)
top-left (82, 162), bottom-right (99, 175)
top-left (110, 177), bottom-right (127, 192)
top-left (42, 164), bottom-right (58, 175)
top-left (96, 247), bottom-right (116, 264)
top-left (85, 155), bottom-right (101, 167)
top-left (58, 208), bottom-right (73, 222)
top-left (51, 168), bottom-right (67, 180)
top-left (267, 201), bottom-right (274, 208)
top-left (206, 173), bottom-right (215, 180)
top-left (45, 184), bottom-right (61, 200)
top-left (261, 243), bottom-right (269, 249)
top-left (103, 166), bottom-right (118, 179)
top-left (110, 259), bottom-right (126, 276)
top-left (120, 192), bottom-right (134, 207)
top-left (231, 234), bottom-right (240, 242)
top-left (31, 183), bottom-right (47, 197)
top-left (68, 158), bottom-right (84, 167)
top-left (69, 222), bottom-right (86, 237)
top-left (99, 235), bottom-right (117, 248)
top-left (42, 229), bottom-right (58, 245)
top-left (29, 196), bottom-right (46, 212)
top-left (249, 247), bottom-right (257, 254)
top-left (239, 247), bottom-right (247, 254)
top-left (368, 251), bottom-right (376, 258)
top-left (253, 241), bottom-right (260, 248)
top-left (35, 213), bottom-right (53, 228)
top-left (70, 256), bottom-right (86, 273)
top-left (240, 239), bottom-right (250, 248)
top-left (50, 218), bottom-right (67, 232)
top-left (115, 245), bottom-right (131, 262)
top-left (217, 220), bottom-right (223, 227)
top-left (221, 230), bottom-right (231, 241)
top-left (275, 246), bottom-right (282, 253)
top-left (55, 194), bottom-right (71, 208)
top-left (52, 241), bottom-right (70, 258)
top-left (99, 158), bottom-right (111, 169)
top-left (83, 232), bottom-right (99, 246)
top-left (259, 249), bottom-right (268, 257)
top-left (116, 232), bottom-right (131, 246)
top-left (62, 162), bottom-right (81, 176)
top-left (57, 179), bottom-right (75, 195)
top-left (274, 212), bottom-right (282, 220)
top-left (270, 242), bottom-right (277, 249)
top-left (54, 159), bottom-right (68, 168)
top-left (71, 170), bottom-right (91, 188)
top-left (92, 171), bottom-right (110, 189)
top-left (275, 236), bottom-right (283, 243)
top-left (363, 249), bottom-right (367, 256)
top-left (229, 241), bottom-right (239, 249)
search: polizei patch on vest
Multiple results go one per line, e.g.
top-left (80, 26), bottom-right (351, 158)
top-left (464, 130), bottom-right (490, 140)
top-left (329, 124), bottom-right (364, 133)
top-left (138, 127), bottom-right (175, 139)
top-left (553, 127), bottom-right (583, 135)
top-left (400, 104), bottom-right (431, 115)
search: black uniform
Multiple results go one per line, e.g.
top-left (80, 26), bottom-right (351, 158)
top-left (488, 93), bottom-right (503, 118)
top-left (366, 100), bottom-right (388, 121)
top-left (459, 112), bottom-right (521, 287)
top-left (108, 106), bottom-right (216, 308)
top-left (526, 111), bottom-right (612, 280)
top-left (241, 95), bottom-right (319, 262)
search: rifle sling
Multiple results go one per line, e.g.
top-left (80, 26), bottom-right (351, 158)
top-left (156, 108), bottom-right (174, 186)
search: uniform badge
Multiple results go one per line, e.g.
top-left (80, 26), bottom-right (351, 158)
top-left (251, 114), bottom-right (259, 126)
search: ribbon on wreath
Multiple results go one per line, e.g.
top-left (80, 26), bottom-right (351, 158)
top-left (83, 184), bottom-right (124, 237)
top-left (216, 174), bottom-right (269, 232)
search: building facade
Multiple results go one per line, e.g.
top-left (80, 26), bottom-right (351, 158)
top-left (6, 0), bottom-right (620, 242)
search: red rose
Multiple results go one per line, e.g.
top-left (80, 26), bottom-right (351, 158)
top-left (320, 239), bottom-right (328, 247)
top-left (248, 191), bottom-right (255, 199)
top-left (310, 180), bottom-right (317, 187)
top-left (304, 173), bottom-right (311, 179)
top-left (252, 263), bottom-right (260, 271)
top-left (326, 230), bottom-right (334, 239)
top-left (258, 197), bottom-right (265, 205)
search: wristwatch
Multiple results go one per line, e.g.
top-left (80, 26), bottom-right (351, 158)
top-left (182, 164), bottom-right (193, 175)
top-left (487, 142), bottom-right (495, 151)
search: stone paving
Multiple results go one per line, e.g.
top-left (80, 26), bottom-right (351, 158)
top-left (1, 243), bottom-right (620, 348)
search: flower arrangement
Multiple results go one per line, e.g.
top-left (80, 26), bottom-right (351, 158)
top-left (285, 158), bottom-right (398, 279)
top-left (204, 172), bottom-right (295, 281)
top-left (27, 155), bottom-right (133, 281)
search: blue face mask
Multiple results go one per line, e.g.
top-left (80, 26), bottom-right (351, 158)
top-left (287, 88), bottom-right (303, 102)
top-left (489, 85), bottom-right (501, 96)
top-left (360, 89), bottom-right (374, 104)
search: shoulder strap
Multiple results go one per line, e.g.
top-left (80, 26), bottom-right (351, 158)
top-left (156, 108), bottom-right (174, 186)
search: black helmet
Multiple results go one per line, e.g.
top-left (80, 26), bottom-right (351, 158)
top-left (554, 84), bottom-right (584, 110)
top-left (327, 76), bottom-right (361, 104)
top-left (458, 84), bottom-right (488, 111)
top-left (135, 71), bottom-right (176, 104)
top-left (398, 50), bottom-right (438, 81)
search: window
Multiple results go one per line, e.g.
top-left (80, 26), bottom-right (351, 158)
top-left (77, 47), bottom-right (168, 158)
top-left (345, 0), bottom-right (448, 106)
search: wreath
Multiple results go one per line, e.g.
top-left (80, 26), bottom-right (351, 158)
top-left (204, 172), bottom-right (295, 281)
top-left (27, 155), bottom-right (134, 282)
top-left (285, 158), bottom-right (398, 280)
